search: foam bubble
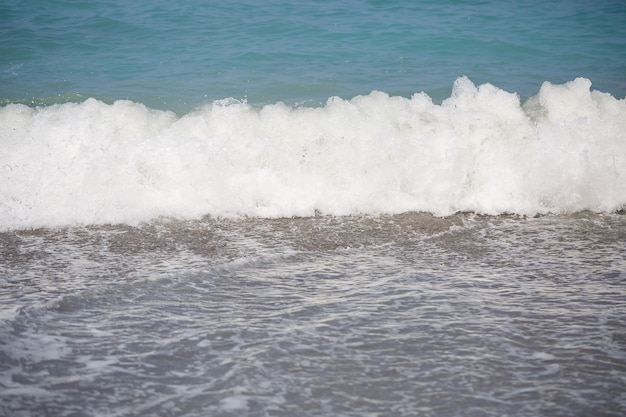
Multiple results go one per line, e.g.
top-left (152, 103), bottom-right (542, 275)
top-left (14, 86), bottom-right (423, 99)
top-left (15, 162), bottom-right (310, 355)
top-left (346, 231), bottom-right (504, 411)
top-left (0, 78), bottom-right (624, 230)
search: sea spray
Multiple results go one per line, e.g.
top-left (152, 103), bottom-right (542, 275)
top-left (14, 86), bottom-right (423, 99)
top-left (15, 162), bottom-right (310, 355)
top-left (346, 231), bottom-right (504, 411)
top-left (1, 78), bottom-right (625, 230)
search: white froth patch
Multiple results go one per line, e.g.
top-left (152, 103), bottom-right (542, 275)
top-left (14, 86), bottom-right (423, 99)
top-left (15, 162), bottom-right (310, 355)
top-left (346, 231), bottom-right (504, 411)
top-left (0, 77), bottom-right (625, 230)
top-left (220, 394), bottom-right (250, 411)
top-left (531, 351), bottom-right (556, 360)
top-left (7, 332), bottom-right (71, 362)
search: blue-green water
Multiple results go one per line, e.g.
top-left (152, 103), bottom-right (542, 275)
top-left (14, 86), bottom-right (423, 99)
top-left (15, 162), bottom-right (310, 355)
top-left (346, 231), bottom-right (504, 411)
top-left (1, 3), bottom-right (626, 417)
top-left (2, 0), bottom-right (625, 111)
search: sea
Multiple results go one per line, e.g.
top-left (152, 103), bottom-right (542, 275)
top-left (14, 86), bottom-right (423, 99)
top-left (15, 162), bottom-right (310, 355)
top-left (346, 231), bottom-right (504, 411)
top-left (1, 1), bottom-right (625, 416)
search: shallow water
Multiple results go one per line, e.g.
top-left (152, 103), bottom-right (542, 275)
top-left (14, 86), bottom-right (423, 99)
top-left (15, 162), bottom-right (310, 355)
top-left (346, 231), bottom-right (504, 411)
top-left (1, 212), bottom-right (625, 416)
top-left (2, 1), bottom-right (626, 415)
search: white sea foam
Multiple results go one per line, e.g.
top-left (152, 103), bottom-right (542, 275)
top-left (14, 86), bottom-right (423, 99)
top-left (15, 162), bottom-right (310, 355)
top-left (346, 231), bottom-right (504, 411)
top-left (0, 77), bottom-right (624, 230)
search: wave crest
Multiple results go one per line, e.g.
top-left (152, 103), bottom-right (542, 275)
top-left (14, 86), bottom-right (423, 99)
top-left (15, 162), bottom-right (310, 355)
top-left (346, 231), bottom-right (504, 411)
top-left (1, 77), bottom-right (625, 230)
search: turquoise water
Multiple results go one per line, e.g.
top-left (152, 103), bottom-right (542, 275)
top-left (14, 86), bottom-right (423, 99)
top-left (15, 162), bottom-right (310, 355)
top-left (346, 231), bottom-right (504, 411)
top-left (1, 3), bottom-right (626, 417)
top-left (1, 0), bottom-right (626, 227)
top-left (2, 0), bottom-right (625, 111)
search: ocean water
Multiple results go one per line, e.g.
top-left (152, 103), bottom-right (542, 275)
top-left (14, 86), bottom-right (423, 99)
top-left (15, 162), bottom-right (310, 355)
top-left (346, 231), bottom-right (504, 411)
top-left (1, 1), bottom-right (626, 416)
top-left (2, 0), bottom-right (626, 109)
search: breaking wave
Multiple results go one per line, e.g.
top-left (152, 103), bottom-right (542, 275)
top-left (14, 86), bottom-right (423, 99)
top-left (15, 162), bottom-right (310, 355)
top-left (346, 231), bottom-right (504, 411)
top-left (1, 77), bottom-right (625, 230)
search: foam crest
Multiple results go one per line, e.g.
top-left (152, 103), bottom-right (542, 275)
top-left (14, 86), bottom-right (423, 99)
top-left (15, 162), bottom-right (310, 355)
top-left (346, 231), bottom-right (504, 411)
top-left (0, 77), bottom-right (624, 230)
